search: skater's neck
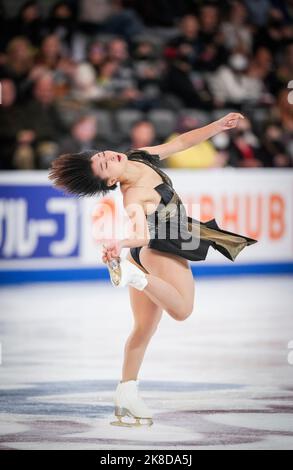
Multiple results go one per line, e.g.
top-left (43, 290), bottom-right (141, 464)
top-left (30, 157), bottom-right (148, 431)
top-left (119, 160), bottom-right (142, 191)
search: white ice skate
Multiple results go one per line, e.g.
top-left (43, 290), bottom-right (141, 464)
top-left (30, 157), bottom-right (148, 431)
top-left (107, 257), bottom-right (148, 291)
top-left (110, 379), bottom-right (153, 427)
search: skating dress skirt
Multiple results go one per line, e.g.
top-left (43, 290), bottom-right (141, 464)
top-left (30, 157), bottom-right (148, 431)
top-left (126, 150), bottom-right (258, 270)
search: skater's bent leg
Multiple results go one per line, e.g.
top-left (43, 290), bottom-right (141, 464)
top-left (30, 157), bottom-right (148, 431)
top-left (143, 274), bottom-right (189, 321)
top-left (121, 286), bottom-right (162, 382)
top-left (126, 249), bottom-right (194, 321)
top-left (126, 251), bottom-right (186, 320)
top-left (138, 248), bottom-right (195, 322)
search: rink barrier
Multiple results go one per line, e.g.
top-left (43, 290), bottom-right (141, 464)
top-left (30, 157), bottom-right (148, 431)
top-left (1, 168), bottom-right (293, 284)
top-left (0, 262), bottom-right (292, 285)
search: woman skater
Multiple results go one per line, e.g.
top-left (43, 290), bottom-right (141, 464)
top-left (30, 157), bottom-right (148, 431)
top-left (48, 112), bottom-right (258, 427)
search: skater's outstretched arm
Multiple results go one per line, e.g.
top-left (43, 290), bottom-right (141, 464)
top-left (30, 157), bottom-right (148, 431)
top-left (138, 112), bottom-right (245, 160)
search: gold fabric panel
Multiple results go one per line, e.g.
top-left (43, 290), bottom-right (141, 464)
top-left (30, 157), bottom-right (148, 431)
top-left (188, 220), bottom-right (249, 261)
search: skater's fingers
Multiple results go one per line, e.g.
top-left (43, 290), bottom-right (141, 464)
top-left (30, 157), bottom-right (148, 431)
top-left (103, 254), bottom-right (108, 262)
top-left (108, 251), bottom-right (118, 262)
top-left (103, 249), bottom-right (108, 258)
top-left (104, 246), bottom-right (114, 258)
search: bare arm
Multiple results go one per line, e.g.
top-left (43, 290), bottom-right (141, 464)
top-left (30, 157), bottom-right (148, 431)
top-left (120, 188), bottom-right (151, 249)
top-left (139, 112), bottom-right (245, 160)
top-left (101, 189), bottom-right (151, 262)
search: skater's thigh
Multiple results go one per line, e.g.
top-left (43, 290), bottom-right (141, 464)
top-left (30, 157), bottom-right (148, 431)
top-left (139, 247), bottom-right (195, 306)
top-left (126, 252), bottom-right (163, 335)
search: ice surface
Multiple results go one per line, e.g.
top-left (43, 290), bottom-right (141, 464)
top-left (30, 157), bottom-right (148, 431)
top-left (0, 276), bottom-right (292, 449)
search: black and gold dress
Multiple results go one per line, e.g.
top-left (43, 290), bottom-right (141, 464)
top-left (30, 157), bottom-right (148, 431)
top-left (126, 150), bottom-right (258, 270)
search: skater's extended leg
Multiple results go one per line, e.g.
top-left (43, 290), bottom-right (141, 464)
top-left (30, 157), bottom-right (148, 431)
top-left (121, 285), bottom-right (163, 382)
top-left (111, 284), bottom-right (159, 427)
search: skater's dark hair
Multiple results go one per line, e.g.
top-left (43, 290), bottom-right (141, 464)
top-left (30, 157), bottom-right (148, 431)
top-left (48, 150), bottom-right (118, 198)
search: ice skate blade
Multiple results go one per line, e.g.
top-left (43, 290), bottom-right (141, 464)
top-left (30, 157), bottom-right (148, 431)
top-left (110, 407), bottom-right (153, 427)
top-left (107, 257), bottom-right (121, 287)
top-left (110, 417), bottom-right (153, 427)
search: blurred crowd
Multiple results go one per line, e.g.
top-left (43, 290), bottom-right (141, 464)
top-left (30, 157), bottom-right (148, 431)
top-left (0, 0), bottom-right (292, 170)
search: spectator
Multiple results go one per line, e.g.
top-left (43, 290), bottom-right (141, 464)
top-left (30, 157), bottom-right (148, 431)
top-left (72, 62), bottom-right (105, 102)
top-left (105, 38), bottom-right (143, 106)
top-left (79, 0), bottom-right (115, 27)
top-left (229, 117), bottom-right (263, 167)
top-left (35, 34), bottom-right (64, 70)
top-left (270, 90), bottom-right (293, 163)
top-left (259, 123), bottom-right (292, 167)
top-left (275, 89), bottom-right (293, 133)
top-left (96, 59), bottom-right (142, 108)
top-left (253, 7), bottom-right (290, 54)
top-left (79, 0), bottom-right (144, 40)
top-left (107, 37), bottom-right (132, 68)
top-left (119, 120), bottom-right (159, 153)
top-left (0, 1), bottom-right (11, 52)
top-left (9, 1), bottom-right (44, 47)
top-left (244, 0), bottom-right (271, 26)
top-left (0, 36), bottom-right (34, 102)
top-left (197, 3), bottom-right (228, 72)
top-left (211, 131), bottom-right (231, 168)
top-left (162, 55), bottom-right (215, 110)
top-left (274, 41), bottom-right (293, 94)
top-left (132, 40), bottom-right (164, 107)
top-left (32, 34), bottom-right (76, 97)
top-left (86, 39), bottom-right (107, 73)
top-left (21, 72), bottom-right (66, 146)
top-left (59, 114), bottom-right (108, 155)
top-left (0, 79), bottom-right (25, 169)
top-left (164, 15), bottom-right (203, 68)
top-left (101, 0), bottom-right (145, 41)
top-left (9, 72), bottom-right (67, 169)
top-left (207, 52), bottom-right (264, 108)
top-left (123, 0), bottom-right (189, 27)
top-left (271, 0), bottom-right (293, 25)
top-left (45, 1), bottom-right (78, 54)
top-left (0, 1), bottom-right (291, 169)
top-left (221, 1), bottom-right (253, 54)
top-left (247, 46), bottom-right (276, 104)
top-left (199, 2), bottom-right (221, 42)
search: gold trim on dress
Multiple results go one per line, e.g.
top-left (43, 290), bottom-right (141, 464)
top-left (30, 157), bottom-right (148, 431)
top-left (188, 221), bottom-right (249, 261)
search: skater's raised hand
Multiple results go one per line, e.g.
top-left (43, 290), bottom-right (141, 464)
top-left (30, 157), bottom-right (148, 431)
top-left (101, 239), bottom-right (122, 263)
top-left (217, 112), bottom-right (245, 131)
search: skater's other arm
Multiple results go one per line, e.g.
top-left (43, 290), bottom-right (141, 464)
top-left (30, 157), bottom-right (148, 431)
top-left (102, 190), bottom-right (150, 263)
top-left (138, 112), bottom-right (245, 160)
top-left (120, 188), bottom-right (151, 249)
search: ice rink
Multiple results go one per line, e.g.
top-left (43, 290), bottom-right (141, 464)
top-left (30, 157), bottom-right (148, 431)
top-left (0, 274), bottom-right (292, 450)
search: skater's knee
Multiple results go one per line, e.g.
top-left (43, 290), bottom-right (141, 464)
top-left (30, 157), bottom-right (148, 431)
top-left (168, 303), bottom-right (194, 322)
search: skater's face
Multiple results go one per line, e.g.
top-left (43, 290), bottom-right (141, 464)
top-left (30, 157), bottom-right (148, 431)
top-left (91, 150), bottom-right (127, 187)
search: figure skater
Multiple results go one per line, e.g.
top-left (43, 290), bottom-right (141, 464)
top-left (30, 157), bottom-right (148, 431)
top-left (48, 112), bottom-right (258, 427)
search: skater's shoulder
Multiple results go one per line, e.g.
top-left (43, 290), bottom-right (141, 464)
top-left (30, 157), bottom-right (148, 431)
top-left (122, 186), bottom-right (148, 205)
top-left (126, 149), bottom-right (160, 165)
top-left (122, 185), bottom-right (155, 222)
